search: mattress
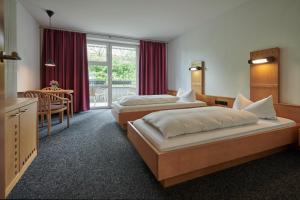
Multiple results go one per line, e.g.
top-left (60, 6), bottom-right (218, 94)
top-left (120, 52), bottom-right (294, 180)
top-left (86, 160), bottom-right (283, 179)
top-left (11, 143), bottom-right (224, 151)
top-left (133, 117), bottom-right (296, 152)
top-left (112, 100), bottom-right (207, 113)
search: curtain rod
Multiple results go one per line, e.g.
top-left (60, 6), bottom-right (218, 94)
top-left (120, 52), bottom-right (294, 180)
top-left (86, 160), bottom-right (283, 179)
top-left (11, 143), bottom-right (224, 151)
top-left (39, 26), bottom-right (168, 44)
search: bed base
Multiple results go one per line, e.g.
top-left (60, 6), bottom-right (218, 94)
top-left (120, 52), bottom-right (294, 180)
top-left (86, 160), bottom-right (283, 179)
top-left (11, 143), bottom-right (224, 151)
top-left (127, 121), bottom-right (300, 187)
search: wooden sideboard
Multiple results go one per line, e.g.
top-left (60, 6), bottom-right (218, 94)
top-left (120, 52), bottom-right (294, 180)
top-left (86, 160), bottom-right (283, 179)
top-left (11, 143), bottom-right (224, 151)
top-left (0, 98), bottom-right (38, 199)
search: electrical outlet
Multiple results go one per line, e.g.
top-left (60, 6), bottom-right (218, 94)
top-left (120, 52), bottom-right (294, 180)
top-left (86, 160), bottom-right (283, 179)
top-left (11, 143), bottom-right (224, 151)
top-left (215, 100), bottom-right (228, 106)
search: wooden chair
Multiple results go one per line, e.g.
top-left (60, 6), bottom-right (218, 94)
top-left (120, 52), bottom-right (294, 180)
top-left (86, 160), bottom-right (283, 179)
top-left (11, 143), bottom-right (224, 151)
top-left (42, 87), bottom-right (74, 117)
top-left (24, 91), bottom-right (70, 136)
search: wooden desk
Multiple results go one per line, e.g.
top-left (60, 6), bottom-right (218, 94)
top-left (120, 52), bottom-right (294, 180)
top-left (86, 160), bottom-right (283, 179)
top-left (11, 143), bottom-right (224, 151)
top-left (38, 89), bottom-right (74, 117)
top-left (37, 89), bottom-right (73, 94)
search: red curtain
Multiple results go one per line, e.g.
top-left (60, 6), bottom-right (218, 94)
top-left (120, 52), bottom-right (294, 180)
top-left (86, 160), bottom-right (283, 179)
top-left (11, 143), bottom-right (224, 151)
top-left (139, 40), bottom-right (167, 95)
top-left (41, 29), bottom-right (90, 112)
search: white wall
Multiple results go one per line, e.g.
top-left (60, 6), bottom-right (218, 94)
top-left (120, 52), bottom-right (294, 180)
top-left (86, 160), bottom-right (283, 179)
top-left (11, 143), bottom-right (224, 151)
top-left (16, 1), bottom-right (40, 92)
top-left (168, 0), bottom-right (300, 104)
top-left (4, 0), bottom-right (18, 98)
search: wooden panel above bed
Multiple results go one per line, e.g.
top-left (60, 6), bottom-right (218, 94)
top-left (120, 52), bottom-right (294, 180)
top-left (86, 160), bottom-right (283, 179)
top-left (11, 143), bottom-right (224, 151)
top-left (191, 70), bottom-right (205, 96)
top-left (250, 47), bottom-right (280, 103)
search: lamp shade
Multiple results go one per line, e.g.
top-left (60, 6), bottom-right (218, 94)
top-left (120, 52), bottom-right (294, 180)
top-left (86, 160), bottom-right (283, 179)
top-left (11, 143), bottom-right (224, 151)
top-left (45, 58), bottom-right (56, 67)
top-left (189, 66), bottom-right (202, 71)
top-left (248, 56), bottom-right (275, 64)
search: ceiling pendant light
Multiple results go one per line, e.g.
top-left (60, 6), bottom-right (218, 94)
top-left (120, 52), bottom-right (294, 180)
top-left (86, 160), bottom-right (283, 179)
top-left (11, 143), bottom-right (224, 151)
top-left (45, 9), bottom-right (56, 67)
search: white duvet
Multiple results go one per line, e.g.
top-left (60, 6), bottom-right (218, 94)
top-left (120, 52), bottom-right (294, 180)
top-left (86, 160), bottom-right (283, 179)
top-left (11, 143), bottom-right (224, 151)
top-left (118, 95), bottom-right (179, 106)
top-left (143, 106), bottom-right (258, 138)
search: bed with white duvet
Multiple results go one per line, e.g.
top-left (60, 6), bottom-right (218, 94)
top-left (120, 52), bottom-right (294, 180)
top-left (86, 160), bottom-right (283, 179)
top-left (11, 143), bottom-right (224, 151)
top-left (132, 97), bottom-right (296, 151)
top-left (112, 91), bottom-right (207, 113)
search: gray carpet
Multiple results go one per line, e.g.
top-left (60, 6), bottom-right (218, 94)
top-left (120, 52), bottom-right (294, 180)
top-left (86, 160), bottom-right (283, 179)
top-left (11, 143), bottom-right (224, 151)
top-left (8, 109), bottom-right (300, 199)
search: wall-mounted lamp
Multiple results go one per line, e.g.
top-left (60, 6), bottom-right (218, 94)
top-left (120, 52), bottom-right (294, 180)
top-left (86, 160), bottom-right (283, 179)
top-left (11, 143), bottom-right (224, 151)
top-left (248, 56), bottom-right (275, 65)
top-left (189, 61), bottom-right (205, 71)
top-left (189, 66), bottom-right (203, 71)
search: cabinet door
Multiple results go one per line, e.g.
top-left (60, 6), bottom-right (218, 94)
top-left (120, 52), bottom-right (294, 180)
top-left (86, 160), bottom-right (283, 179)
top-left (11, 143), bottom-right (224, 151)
top-left (5, 109), bottom-right (20, 187)
top-left (19, 103), bottom-right (37, 169)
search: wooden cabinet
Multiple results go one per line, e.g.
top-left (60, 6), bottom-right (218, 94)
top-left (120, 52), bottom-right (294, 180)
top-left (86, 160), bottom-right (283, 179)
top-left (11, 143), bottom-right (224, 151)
top-left (1, 98), bottom-right (38, 199)
top-left (19, 103), bottom-right (37, 169)
top-left (4, 109), bottom-right (19, 189)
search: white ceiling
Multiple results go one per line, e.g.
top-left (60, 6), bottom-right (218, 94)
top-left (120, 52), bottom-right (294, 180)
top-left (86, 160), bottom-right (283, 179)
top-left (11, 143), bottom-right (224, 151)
top-left (20, 0), bottom-right (249, 41)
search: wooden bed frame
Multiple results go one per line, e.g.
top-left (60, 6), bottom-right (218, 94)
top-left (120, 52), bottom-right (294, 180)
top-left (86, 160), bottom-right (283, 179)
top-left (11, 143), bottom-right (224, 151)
top-left (127, 103), bottom-right (300, 187)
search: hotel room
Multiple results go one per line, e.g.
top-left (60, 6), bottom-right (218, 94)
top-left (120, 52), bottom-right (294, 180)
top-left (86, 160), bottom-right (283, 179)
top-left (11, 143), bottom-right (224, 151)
top-left (1, 0), bottom-right (300, 199)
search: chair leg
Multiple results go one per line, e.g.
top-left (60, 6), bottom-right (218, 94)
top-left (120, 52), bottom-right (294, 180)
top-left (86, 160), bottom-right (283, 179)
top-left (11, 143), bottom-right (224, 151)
top-left (70, 95), bottom-right (74, 118)
top-left (59, 112), bottom-right (64, 123)
top-left (47, 113), bottom-right (52, 136)
top-left (41, 114), bottom-right (44, 127)
top-left (67, 106), bottom-right (70, 128)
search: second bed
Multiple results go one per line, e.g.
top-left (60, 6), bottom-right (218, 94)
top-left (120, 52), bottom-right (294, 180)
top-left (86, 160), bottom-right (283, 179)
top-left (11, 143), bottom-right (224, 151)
top-left (111, 94), bottom-right (207, 129)
top-left (127, 105), bottom-right (300, 187)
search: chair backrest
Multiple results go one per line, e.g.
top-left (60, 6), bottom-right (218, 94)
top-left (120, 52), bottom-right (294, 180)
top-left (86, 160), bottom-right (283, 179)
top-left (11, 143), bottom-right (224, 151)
top-left (24, 91), bottom-right (51, 113)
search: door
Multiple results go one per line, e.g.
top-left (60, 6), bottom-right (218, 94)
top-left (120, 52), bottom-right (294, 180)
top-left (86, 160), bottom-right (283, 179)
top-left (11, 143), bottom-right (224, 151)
top-left (0, 0), bottom-right (5, 198)
top-left (0, 0), bottom-right (4, 97)
top-left (87, 41), bottom-right (138, 108)
top-left (87, 42), bottom-right (109, 107)
top-left (1, 0), bottom-right (20, 198)
top-left (111, 44), bottom-right (138, 102)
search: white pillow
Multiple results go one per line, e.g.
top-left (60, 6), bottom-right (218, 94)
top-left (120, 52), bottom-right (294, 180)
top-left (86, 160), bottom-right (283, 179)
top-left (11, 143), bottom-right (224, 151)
top-left (176, 88), bottom-right (184, 97)
top-left (243, 96), bottom-right (277, 120)
top-left (232, 94), bottom-right (253, 110)
top-left (178, 90), bottom-right (196, 102)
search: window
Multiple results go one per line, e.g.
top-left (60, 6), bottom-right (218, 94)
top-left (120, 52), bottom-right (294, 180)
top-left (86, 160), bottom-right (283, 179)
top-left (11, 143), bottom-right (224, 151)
top-left (87, 41), bottom-right (138, 108)
top-left (87, 44), bottom-right (107, 63)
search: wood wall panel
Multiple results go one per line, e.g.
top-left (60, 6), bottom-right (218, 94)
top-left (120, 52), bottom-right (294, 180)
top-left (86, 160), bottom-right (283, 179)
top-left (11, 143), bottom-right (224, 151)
top-left (250, 48), bottom-right (280, 103)
top-left (191, 70), bottom-right (204, 96)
